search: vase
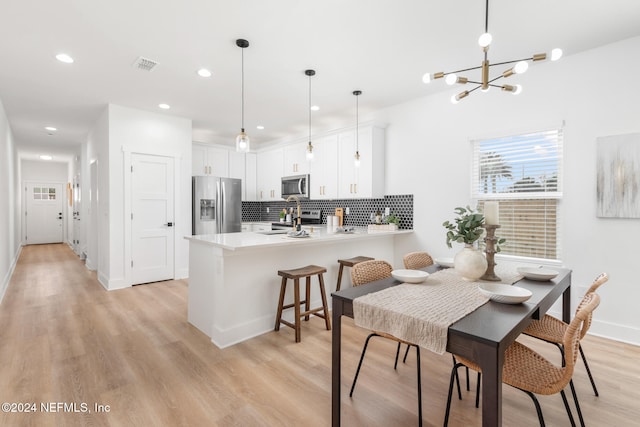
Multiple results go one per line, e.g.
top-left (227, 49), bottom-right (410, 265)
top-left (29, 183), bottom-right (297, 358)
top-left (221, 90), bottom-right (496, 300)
top-left (454, 244), bottom-right (488, 281)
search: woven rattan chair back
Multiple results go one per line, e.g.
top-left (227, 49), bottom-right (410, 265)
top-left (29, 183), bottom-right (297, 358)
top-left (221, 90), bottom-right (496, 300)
top-left (350, 260), bottom-right (393, 286)
top-left (586, 272), bottom-right (608, 294)
top-left (560, 292), bottom-right (601, 383)
top-left (402, 252), bottom-right (434, 270)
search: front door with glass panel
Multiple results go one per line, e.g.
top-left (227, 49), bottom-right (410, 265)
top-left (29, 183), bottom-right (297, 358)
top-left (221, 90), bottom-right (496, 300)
top-left (25, 182), bottom-right (64, 244)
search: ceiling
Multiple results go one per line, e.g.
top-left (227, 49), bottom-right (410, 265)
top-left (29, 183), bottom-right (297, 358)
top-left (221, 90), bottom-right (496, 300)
top-left (2, 0), bottom-right (640, 162)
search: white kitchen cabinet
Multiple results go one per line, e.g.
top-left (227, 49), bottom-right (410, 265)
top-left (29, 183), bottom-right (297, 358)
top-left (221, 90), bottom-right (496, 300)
top-left (283, 142), bottom-right (310, 175)
top-left (337, 124), bottom-right (385, 199)
top-left (229, 151), bottom-right (257, 201)
top-left (256, 148), bottom-right (284, 201)
top-left (310, 134), bottom-right (339, 199)
top-left (192, 143), bottom-right (229, 177)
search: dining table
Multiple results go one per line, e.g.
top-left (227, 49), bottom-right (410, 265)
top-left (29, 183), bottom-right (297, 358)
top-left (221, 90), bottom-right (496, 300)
top-left (331, 263), bottom-right (572, 427)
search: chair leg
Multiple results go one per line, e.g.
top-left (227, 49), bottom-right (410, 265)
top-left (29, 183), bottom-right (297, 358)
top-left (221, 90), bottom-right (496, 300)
top-left (350, 333), bottom-right (378, 397)
top-left (579, 343), bottom-right (599, 396)
top-left (522, 389), bottom-right (547, 427)
top-left (475, 372), bottom-right (481, 408)
top-left (466, 366), bottom-right (470, 391)
top-left (403, 343), bottom-right (411, 363)
top-left (451, 355), bottom-right (462, 400)
top-left (415, 345), bottom-right (422, 427)
top-left (560, 389), bottom-right (577, 427)
top-left (444, 362), bottom-right (464, 427)
top-left (569, 379), bottom-right (586, 427)
top-left (393, 342), bottom-right (402, 369)
top-left (293, 278), bottom-right (301, 342)
top-left (304, 276), bottom-right (311, 321)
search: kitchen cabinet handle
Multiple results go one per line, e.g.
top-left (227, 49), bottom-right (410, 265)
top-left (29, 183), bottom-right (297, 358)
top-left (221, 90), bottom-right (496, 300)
top-left (354, 183), bottom-right (357, 193)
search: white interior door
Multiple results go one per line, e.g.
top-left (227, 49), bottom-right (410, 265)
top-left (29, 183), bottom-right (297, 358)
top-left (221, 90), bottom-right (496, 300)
top-left (131, 154), bottom-right (175, 285)
top-left (25, 182), bottom-right (64, 244)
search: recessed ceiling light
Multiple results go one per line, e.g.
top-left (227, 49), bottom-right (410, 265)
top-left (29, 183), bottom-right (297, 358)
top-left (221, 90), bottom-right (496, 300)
top-left (256, 125), bottom-right (264, 130)
top-left (55, 53), bottom-right (74, 63)
top-left (197, 68), bottom-right (212, 78)
top-left (310, 105), bottom-right (320, 111)
top-left (44, 126), bottom-right (57, 132)
top-left (39, 155), bottom-right (53, 161)
top-left (158, 103), bottom-right (170, 109)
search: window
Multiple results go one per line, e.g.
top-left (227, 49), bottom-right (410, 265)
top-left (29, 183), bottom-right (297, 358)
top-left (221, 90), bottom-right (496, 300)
top-left (33, 187), bottom-right (56, 200)
top-left (472, 129), bottom-right (563, 261)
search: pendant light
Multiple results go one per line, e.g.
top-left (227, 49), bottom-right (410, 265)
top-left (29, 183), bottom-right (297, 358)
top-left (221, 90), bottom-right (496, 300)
top-left (353, 90), bottom-right (362, 168)
top-left (235, 39), bottom-right (250, 152)
top-left (305, 69), bottom-right (315, 161)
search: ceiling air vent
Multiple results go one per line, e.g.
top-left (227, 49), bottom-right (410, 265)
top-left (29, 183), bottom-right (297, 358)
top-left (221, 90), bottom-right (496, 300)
top-left (132, 56), bottom-right (159, 72)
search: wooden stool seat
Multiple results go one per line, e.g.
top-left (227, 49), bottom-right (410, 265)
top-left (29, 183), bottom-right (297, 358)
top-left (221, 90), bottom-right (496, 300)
top-left (275, 265), bottom-right (331, 343)
top-left (336, 256), bottom-right (374, 291)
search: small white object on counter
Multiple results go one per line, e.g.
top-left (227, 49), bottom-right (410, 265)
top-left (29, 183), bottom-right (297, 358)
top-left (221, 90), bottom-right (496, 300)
top-left (517, 266), bottom-right (559, 281)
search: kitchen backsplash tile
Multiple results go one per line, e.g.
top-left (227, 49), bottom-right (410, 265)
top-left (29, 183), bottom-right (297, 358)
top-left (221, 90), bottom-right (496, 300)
top-left (242, 194), bottom-right (413, 229)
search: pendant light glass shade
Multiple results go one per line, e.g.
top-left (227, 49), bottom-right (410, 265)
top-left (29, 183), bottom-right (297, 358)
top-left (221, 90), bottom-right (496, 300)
top-left (353, 90), bottom-right (362, 168)
top-left (305, 69), bottom-right (315, 161)
top-left (236, 39), bottom-right (250, 152)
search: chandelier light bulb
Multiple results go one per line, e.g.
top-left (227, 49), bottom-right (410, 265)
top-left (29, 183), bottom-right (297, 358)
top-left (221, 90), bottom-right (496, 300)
top-left (478, 32), bottom-right (492, 48)
top-left (551, 48), bottom-right (563, 61)
top-left (354, 152), bottom-right (361, 168)
top-left (445, 73), bottom-right (458, 85)
top-left (306, 142), bottom-right (314, 161)
top-left (513, 85), bottom-right (523, 95)
top-left (236, 130), bottom-right (249, 152)
top-left (481, 85), bottom-right (490, 93)
top-left (422, 72), bottom-right (432, 84)
top-left (514, 61), bottom-right (529, 74)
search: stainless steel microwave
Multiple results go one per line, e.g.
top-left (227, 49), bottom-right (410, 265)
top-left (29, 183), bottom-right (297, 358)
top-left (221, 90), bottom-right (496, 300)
top-left (281, 174), bottom-right (310, 199)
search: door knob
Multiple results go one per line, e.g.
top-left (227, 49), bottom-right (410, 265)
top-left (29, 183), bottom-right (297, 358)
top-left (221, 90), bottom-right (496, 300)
top-left (165, 222), bottom-right (173, 227)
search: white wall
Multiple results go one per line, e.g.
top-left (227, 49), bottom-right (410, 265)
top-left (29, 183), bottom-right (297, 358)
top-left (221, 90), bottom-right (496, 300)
top-left (375, 36), bottom-right (640, 345)
top-left (103, 104), bottom-right (192, 289)
top-left (21, 159), bottom-right (68, 181)
top-left (0, 98), bottom-right (20, 303)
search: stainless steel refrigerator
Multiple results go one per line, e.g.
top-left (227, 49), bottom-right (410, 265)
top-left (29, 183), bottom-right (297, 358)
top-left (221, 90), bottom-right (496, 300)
top-left (192, 176), bottom-right (242, 235)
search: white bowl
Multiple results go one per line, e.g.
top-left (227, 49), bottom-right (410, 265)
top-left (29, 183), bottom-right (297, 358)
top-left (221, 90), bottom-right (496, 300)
top-left (434, 257), bottom-right (454, 268)
top-left (517, 266), bottom-right (559, 281)
top-left (478, 283), bottom-right (532, 304)
top-left (391, 269), bottom-right (430, 284)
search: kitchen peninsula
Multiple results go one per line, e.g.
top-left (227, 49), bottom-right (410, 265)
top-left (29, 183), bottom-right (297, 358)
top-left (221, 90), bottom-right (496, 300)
top-left (185, 227), bottom-right (412, 348)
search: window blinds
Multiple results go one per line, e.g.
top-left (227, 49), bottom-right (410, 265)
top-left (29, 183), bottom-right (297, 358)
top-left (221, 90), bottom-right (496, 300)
top-left (472, 129), bottom-right (563, 260)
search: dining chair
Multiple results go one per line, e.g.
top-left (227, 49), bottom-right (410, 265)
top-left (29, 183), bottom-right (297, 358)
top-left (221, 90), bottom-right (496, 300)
top-left (523, 272), bottom-right (608, 396)
top-left (349, 260), bottom-right (424, 426)
top-left (443, 292), bottom-right (601, 427)
top-left (403, 251), bottom-right (434, 270)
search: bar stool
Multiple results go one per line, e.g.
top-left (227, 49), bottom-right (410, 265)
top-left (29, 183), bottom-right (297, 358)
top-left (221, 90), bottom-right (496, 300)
top-left (335, 256), bottom-right (374, 291)
top-left (275, 265), bottom-right (331, 343)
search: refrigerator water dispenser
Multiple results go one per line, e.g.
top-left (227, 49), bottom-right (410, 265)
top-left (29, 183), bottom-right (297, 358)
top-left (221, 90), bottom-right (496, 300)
top-left (200, 199), bottom-right (215, 221)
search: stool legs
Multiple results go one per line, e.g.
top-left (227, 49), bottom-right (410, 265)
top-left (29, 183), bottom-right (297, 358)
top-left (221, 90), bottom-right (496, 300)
top-left (274, 271), bottom-right (331, 343)
top-left (336, 263), bottom-right (345, 291)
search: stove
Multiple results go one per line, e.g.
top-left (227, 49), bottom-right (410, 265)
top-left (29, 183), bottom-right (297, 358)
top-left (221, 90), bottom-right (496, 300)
top-left (272, 209), bottom-right (321, 230)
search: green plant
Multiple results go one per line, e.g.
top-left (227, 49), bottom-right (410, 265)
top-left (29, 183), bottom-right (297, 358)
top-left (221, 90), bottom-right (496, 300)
top-left (279, 209), bottom-right (286, 219)
top-left (386, 213), bottom-right (400, 226)
top-left (443, 206), bottom-right (485, 248)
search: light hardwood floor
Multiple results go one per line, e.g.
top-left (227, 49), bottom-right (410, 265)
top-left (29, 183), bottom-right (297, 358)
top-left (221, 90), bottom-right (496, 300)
top-left (1, 244), bottom-right (638, 426)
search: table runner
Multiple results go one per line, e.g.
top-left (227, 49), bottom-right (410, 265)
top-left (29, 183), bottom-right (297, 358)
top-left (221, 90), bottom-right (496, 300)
top-left (353, 263), bottom-right (523, 355)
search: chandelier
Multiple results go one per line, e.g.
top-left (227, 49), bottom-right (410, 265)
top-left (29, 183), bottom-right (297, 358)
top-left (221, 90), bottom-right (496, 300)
top-left (422, 0), bottom-right (562, 104)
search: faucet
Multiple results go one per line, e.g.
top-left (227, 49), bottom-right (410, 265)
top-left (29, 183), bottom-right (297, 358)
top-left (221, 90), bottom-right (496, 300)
top-left (286, 195), bottom-right (301, 231)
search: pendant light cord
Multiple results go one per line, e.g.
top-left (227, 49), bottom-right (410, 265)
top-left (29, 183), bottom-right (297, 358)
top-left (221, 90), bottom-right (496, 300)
top-left (241, 47), bottom-right (245, 130)
top-left (355, 93), bottom-right (359, 152)
top-left (308, 73), bottom-right (311, 142)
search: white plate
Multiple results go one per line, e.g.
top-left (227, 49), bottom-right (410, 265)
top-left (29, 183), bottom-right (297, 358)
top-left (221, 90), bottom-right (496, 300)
top-left (434, 257), bottom-right (454, 268)
top-left (517, 266), bottom-right (559, 281)
top-left (478, 283), bottom-right (532, 304)
top-left (391, 269), bottom-right (430, 284)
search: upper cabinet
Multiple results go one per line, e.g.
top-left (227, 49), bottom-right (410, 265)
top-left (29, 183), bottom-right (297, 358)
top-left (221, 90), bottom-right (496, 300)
top-left (283, 142), bottom-right (310, 175)
top-left (192, 143), bottom-right (229, 177)
top-left (256, 148), bottom-right (284, 201)
top-left (229, 151), bottom-right (257, 201)
top-left (337, 124), bottom-right (385, 199)
top-left (309, 134), bottom-right (339, 199)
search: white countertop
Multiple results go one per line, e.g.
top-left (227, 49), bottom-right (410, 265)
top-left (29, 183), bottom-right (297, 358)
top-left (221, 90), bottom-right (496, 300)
top-left (185, 227), bottom-right (412, 251)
